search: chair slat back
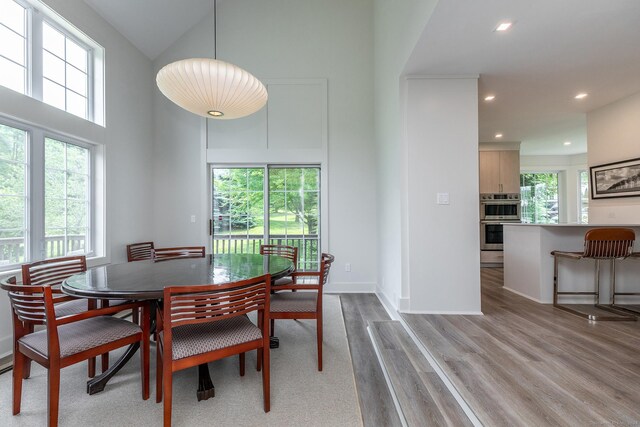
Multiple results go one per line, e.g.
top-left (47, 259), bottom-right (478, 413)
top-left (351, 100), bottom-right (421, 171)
top-left (1, 278), bottom-right (60, 325)
top-left (260, 244), bottom-right (297, 270)
top-left (163, 274), bottom-right (270, 330)
top-left (153, 246), bottom-right (205, 262)
top-left (22, 256), bottom-right (87, 288)
top-left (583, 228), bottom-right (635, 259)
top-left (320, 253), bottom-right (335, 286)
top-left (127, 241), bottom-right (155, 262)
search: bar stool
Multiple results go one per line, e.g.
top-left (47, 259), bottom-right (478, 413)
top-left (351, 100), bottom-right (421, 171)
top-left (610, 251), bottom-right (640, 315)
top-left (551, 227), bottom-right (637, 321)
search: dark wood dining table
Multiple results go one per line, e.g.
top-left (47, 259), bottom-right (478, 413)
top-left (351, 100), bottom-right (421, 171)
top-left (61, 253), bottom-right (294, 400)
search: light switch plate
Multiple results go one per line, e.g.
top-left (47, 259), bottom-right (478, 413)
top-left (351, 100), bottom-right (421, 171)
top-left (437, 193), bottom-right (450, 205)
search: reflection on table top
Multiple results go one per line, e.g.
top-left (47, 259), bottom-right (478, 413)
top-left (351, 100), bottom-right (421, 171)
top-left (62, 253), bottom-right (294, 299)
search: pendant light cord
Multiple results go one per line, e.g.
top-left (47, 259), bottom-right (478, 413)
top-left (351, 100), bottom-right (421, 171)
top-left (213, 0), bottom-right (217, 59)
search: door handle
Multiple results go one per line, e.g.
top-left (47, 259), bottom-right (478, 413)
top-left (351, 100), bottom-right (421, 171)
top-left (209, 219), bottom-right (213, 236)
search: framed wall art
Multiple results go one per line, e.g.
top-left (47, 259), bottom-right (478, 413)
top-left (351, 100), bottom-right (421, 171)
top-left (590, 157), bottom-right (640, 199)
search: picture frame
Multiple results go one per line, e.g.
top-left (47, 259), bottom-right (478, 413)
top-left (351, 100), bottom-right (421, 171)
top-left (590, 157), bottom-right (640, 199)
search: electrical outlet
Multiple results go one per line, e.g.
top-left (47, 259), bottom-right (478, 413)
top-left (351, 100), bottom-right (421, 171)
top-left (190, 215), bottom-right (196, 223)
top-left (345, 263), bottom-right (351, 272)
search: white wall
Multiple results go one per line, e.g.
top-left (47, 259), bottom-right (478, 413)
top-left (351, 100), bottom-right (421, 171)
top-left (0, 0), bottom-right (154, 357)
top-left (403, 77), bottom-right (481, 314)
top-left (587, 91), bottom-right (640, 223)
top-left (152, 0), bottom-right (377, 292)
top-left (373, 0), bottom-right (439, 309)
top-left (521, 153), bottom-right (588, 223)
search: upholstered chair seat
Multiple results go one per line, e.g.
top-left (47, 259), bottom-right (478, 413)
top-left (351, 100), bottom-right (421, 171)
top-left (162, 315), bottom-right (262, 360)
top-left (271, 292), bottom-right (317, 313)
top-left (20, 316), bottom-right (142, 358)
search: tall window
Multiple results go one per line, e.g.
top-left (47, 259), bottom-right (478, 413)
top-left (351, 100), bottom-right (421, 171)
top-left (579, 170), bottom-right (589, 223)
top-left (269, 167), bottom-right (320, 271)
top-left (212, 168), bottom-right (265, 254)
top-left (0, 0), bottom-right (103, 124)
top-left (42, 22), bottom-right (90, 119)
top-left (520, 173), bottom-right (559, 224)
top-left (0, 123), bottom-right (28, 266)
top-left (0, 119), bottom-right (94, 270)
top-left (45, 138), bottom-right (90, 257)
top-left (0, 0), bottom-right (27, 94)
top-left (212, 166), bottom-right (321, 271)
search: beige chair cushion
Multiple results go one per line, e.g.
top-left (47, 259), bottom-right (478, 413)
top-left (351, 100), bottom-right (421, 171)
top-left (165, 315), bottom-right (262, 361)
top-left (270, 292), bottom-right (317, 313)
top-left (19, 316), bottom-right (141, 358)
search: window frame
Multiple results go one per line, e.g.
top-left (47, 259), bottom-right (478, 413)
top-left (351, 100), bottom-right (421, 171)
top-left (0, 114), bottom-right (97, 271)
top-left (0, 0), bottom-right (29, 95)
top-left (0, 0), bottom-right (104, 126)
top-left (578, 169), bottom-right (589, 224)
top-left (519, 171), bottom-right (561, 224)
top-left (0, 118), bottom-right (31, 267)
top-left (210, 164), bottom-right (323, 271)
top-left (42, 134), bottom-right (94, 258)
top-left (39, 18), bottom-right (93, 120)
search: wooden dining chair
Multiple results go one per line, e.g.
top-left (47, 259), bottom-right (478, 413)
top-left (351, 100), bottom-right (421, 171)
top-left (269, 253), bottom-right (334, 371)
top-left (260, 244), bottom-right (298, 285)
top-left (21, 256), bottom-right (103, 377)
top-left (156, 274), bottom-right (271, 427)
top-left (0, 276), bottom-right (150, 427)
top-left (127, 241), bottom-right (155, 262)
top-left (152, 246), bottom-right (205, 261)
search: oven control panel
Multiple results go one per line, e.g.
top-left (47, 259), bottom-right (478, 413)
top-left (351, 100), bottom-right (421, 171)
top-left (480, 193), bottom-right (520, 201)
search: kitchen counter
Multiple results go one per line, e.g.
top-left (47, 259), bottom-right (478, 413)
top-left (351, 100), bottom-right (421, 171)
top-left (503, 223), bottom-right (640, 303)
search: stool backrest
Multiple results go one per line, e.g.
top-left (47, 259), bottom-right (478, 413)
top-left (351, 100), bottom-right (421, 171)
top-left (583, 228), bottom-right (635, 258)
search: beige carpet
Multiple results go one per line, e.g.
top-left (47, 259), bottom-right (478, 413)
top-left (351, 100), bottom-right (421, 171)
top-left (0, 295), bottom-right (362, 426)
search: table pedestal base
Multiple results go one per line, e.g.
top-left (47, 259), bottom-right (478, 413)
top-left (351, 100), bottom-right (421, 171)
top-left (87, 342), bottom-right (139, 395)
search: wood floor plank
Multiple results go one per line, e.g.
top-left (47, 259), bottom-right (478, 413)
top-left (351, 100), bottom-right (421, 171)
top-left (370, 321), bottom-right (472, 427)
top-left (402, 268), bottom-right (640, 426)
top-left (340, 294), bottom-right (403, 427)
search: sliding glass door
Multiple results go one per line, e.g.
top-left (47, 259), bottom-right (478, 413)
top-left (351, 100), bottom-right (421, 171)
top-left (211, 166), bottom-right (320, 271)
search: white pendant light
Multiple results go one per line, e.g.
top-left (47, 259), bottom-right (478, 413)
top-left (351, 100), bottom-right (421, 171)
top-left (156, 1), bottom-right (267, 119)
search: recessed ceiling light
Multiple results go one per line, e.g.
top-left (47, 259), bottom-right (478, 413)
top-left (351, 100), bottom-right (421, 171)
top-left (563, 141), bottom-right (572, 146)
top-left (484, 95), bottom-right (496, 101)
top-left (574, 93), bottom-right (588, 99)
top-left (495, 133), bottom-right (503, 138)
top-left (495, 22), bottom-right (513, 32)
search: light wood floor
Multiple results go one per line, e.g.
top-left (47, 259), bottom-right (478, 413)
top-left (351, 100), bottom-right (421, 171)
top-left (403, 268), bottom-right (640, 426)
top-left (340, 294), bottom-right (403, 427)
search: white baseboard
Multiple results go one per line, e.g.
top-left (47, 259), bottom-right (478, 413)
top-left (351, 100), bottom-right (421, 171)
top-left (375, 288), bottom-right (400, 320)
top-left (324, 282), bottom-right (376, 293)
top-left (399, 310), bottom-right (484, 315)
top-left (502, 286), bottom-right (546, 304)
top-left (0, 335), bottom-right (12, 360)
top-left (397, 297), bottom-right (410, 312)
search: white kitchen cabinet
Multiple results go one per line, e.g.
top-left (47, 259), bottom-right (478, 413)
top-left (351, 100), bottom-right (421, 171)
top-left (479, 150), bottom-right (520, 193)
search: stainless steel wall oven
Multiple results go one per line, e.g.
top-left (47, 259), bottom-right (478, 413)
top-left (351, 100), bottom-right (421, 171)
top-left (480, 193), bottom-right (521, 250)
top-left (480, 193), bottom-right (521, 221)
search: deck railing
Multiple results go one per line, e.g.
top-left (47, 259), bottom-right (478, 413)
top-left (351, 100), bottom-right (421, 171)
top-left (0, 235), bottom-right (86, 266)
top-left (213, 234), bottom-right (319, 271)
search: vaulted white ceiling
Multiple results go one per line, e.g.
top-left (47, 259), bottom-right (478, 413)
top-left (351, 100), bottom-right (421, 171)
top-left (84, 0), bottom-right (640, 156)
top-left (83, 0), bottom-right (212, 60)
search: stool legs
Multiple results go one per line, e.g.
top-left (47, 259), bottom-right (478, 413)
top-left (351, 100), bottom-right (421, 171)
top-left (553, 255), bottom-right (636, 321)
top-left (608, 258), bottom-right (640, 315)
